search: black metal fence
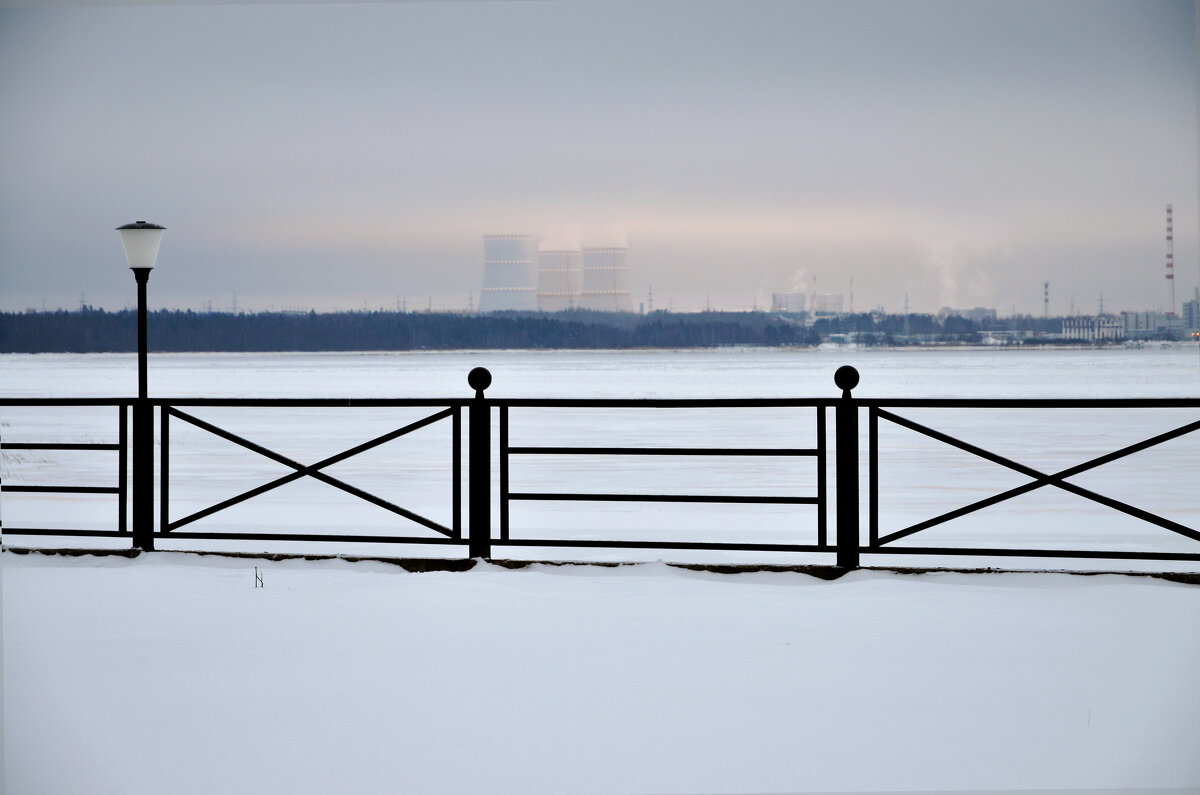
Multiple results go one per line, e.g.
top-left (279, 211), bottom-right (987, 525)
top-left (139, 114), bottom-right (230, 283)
top-left (0, 400), bottom-right (131, 537)
top-left (2, 365), bottom-right (1198, 567)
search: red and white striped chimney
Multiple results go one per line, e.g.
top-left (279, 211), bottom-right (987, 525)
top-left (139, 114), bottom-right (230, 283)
top-left (1166, 203), bottom-right (1175, 315)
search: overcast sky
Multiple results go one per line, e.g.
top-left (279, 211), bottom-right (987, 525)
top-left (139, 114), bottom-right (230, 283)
top-left (1, 0), bottom-right (1196, 314)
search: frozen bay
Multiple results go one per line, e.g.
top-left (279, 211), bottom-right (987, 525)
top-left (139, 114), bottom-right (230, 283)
top-left (3, 344), bottom-right (1200, 399)
top-left (4, 347), bottom-right (1200, 794)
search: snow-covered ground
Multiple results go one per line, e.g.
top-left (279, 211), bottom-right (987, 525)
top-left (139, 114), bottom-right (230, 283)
top-left (4, 550), bottom-right (1200, 794)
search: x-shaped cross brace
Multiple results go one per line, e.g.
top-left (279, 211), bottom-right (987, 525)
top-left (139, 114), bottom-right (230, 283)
top-left (165, 407), bottom-right (457, 537)
top-left (874, 408), bottom-right (1200, 546)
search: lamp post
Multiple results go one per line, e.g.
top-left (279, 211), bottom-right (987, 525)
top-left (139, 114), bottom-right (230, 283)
top-left (117, 221), bottom-right (165, 551)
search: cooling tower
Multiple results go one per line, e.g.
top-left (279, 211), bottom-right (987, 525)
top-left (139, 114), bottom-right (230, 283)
top-left (580, 247), bottom-right (633, 312)
top-left (537, 249), bottom-right (583, 312)
top-left (771, 292), bottom-right (806, 313)
top-left (479, 235), bottom-right (538, 312)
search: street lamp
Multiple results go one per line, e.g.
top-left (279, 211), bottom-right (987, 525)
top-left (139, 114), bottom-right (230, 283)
top-left (117, 221), bottom-right (165, 398)
top-left (117, 220), bottom-right (165, 550)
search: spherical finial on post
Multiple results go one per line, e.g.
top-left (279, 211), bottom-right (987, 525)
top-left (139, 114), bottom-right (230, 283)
top-left (834, 365), bottom-right (859, 396)
top-left (468, 366), bottom-right (492, 398)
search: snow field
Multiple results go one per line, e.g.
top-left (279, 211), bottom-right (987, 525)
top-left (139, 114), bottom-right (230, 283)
top-left (4, 550), bottom-right (1199, 794)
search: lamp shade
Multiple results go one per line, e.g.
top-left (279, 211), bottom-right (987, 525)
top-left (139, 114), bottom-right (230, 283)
top-left (117, 221), bottom-right (166, 269)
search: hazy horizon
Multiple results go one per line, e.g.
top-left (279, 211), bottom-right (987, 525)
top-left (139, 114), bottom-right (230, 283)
top-left (1, 0), bottom-right (1196, 316)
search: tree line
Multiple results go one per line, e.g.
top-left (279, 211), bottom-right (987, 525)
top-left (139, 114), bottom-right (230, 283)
top-left (0, 307), bottom-right (1058, 353)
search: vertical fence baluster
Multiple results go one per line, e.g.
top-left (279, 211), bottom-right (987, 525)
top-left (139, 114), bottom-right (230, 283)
top-left (869, 405), bottom-right (878, 547)
top-left (500, 405), bottom-right (510, 541)
top-left (119, 403), bottom-right (128, 534)
top-left (816, 405), bottom-right (827, 548)
top-left (452, 405), bottom-right (462, 539)
top-left (468, 368), bottom-right (493, 558)
top-left (160, 405), bottom-right (170, 536)
top-left (835, 366), bottom-right (860, 568)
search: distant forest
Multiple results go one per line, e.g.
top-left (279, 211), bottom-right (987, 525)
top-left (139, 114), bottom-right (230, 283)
top-left (0, 308), bottom-right (1064, 354)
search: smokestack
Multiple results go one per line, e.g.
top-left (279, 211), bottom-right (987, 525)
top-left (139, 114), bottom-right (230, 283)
top-left (1166, 204), bottom-right (1175, 315)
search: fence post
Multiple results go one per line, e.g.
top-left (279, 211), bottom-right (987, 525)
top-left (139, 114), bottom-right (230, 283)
top-left (834, 365), bottom-right (860, 568)
top-left (468, 367), bottom-right (492, 559)
top-left (131, 400), bottom-right (154, 551)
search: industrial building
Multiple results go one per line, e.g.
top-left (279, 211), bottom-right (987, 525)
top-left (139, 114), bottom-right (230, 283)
top-left (580, 247), bottom-right (633, 312)
top-left (940, 307), bottom-right (998, 325)
top-left (537, 249), bottom-right (583, 312)
top-left (812, 294), bottom-right (844, 314)
top-left (1063, 314), bottom-right (1124, 341)
top-left (771, 292), bottom-right (806, 313)
top-left (479, 235), bottom-right (636, 313)
top-left (1121, 310), bottom-right (1186, 339)
top-left (1184, 287), bottom-right (1200, 331)
top-left (479, 235), bottom-right (538, 312)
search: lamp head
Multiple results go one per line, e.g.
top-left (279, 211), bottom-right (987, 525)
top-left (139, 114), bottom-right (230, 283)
top-left (117, 221), bottom-right (166, 270)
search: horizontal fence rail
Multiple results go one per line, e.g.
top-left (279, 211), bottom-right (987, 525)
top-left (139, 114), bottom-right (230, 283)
top-left (495, 398), bottom-right (830, 556)
top-left (0, 402), bottom-right (130, 537)
top-left (2, 366), bottom-right (1198, 568)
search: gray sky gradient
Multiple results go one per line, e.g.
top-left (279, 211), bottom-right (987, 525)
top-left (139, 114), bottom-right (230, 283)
top-left (1, 0), bottom-right (1196, 314)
